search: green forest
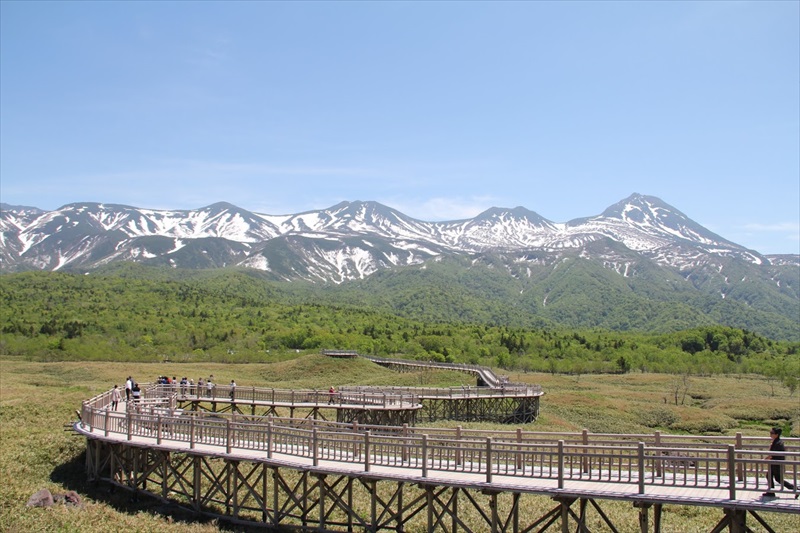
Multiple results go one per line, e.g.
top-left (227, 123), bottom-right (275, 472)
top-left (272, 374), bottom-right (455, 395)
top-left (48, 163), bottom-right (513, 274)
top-left (1, 268), bottom-right (797, 393)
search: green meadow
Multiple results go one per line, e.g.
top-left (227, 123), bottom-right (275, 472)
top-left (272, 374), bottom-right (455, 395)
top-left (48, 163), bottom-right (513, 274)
top-left (1, 354), bottom-right (798, 532)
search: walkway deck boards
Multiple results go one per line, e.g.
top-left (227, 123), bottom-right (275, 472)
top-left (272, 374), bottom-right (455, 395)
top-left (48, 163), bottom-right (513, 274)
top-left (78, 423), bottom-right (800, 514)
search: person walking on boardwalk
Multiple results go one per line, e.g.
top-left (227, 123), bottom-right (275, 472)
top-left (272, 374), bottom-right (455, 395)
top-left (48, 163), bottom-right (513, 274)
top-left (125, 377), bottom-right (132, 402)
top-left (328, 386), bottom-right (336, 405)
top-left (111, 384), bottom-right (121, 411)
top-left (229, 380), bottom-right (236, 400)
top-left (131, 382), bottom-right (141, 407)
top-left (764, 427), bottom-right (798, 498)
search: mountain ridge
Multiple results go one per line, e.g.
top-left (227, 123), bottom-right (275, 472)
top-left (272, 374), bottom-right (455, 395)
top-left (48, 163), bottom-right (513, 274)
top-left (3, 194), bottom-right (798, 340)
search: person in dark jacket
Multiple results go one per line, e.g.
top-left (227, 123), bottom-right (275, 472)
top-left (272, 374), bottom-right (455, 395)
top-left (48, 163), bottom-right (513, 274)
top-left (764, 427), bottom-right (798, 498)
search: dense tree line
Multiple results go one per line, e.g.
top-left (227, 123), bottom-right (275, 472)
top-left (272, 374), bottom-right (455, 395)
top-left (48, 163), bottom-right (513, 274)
top-left (0, 270), bottom-right (797, 390)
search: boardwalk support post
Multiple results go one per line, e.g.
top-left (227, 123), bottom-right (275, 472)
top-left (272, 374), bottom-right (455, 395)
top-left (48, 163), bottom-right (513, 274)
top-left (635, 501), bottom-right (651, 533)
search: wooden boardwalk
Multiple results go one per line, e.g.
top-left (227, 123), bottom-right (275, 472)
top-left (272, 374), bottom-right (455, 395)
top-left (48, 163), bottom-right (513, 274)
top-left (76, 384), bottom-right (800, 532)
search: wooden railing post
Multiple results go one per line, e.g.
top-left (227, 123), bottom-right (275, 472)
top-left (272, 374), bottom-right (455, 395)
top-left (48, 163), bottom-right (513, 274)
top-left (456, 426), bottom-right (462, 466)
top-left (402, 424), bottom-right (409, 462)
top-left (582, 429), bottom-right (589, 473)
top-left (516, 427), bottom-right (523, 470)
top-left (313, 428), bottom-right (319, 466)
top-left (486, 437), bottom-right (493, 483)
top-left (422, 435), bottom-right (429, 478)
top-left (190, 416), bottom-right (195, 449)
top-left (127, 411), bottom-right (132, 441)
top-left (654, 431), bottom-right (662, 477)
top-left (558, 440), bottom-right (564, 489)
top-left (364, 431), bottom-right (371, 472)
top-left (104, 409), bottom-right (110, 437)
top-left (728, 445), bottom-right (737, 500)
top-left (638, 442), bottom-right (646, 495)
top-left (226, 419), bottom-right (232, 454)
top-left (157, 414), bottom-right (162, 445)
top-left (735, 432), bottom-right (744, 482)
top-left (267, 419), bottom-right (273, 459)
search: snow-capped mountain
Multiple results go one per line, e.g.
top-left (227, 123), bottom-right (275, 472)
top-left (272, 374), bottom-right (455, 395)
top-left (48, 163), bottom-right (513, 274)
top-left (0, 193), bottom-right (789, 281)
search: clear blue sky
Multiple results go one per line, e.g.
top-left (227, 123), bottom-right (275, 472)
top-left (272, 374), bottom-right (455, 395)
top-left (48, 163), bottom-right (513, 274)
top-left (1, 1), bottom-right (798, 254)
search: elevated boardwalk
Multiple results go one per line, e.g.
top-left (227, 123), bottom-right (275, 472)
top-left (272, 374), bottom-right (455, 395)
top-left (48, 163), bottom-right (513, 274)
top-left (344, 353), bottom-right (544, 423)
top-left (76, 385), bottom-right (799, 532)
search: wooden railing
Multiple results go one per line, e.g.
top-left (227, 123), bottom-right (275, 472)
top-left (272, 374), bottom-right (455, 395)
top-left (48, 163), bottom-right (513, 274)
top-left (339, 384), bottom-right (542, 398)
top-left (79, 389), bottom-right (800, 499)
top-left (360, 355), bottom-right (507, 388)
top-left (146, 383), bottom-right (422, 408)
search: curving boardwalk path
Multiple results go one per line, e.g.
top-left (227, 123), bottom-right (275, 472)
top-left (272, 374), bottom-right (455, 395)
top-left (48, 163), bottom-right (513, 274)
top-left (74, 360), bottom-right (799, 532)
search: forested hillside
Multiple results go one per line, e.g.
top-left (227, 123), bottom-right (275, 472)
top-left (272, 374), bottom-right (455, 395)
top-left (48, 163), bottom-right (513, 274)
top-left (1, 268), bottom-right (797, 389)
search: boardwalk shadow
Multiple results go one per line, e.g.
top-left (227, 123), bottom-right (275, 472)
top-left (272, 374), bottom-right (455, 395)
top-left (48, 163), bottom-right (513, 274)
top-left (50, 448), bottom-right (270, 532)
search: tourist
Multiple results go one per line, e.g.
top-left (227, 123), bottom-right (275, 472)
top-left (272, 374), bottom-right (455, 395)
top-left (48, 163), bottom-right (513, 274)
top-left (328, 386), bottom-right (336, 405)
top-left (125, 377), bottom-right (132, 402)
top-left (131, 382), bottom-right (141, 406)
top-left (230, 380), bottom-right (236, 400)
top-left (111, 384), bottom-right (121, 411)
top-left (207, 378), bottom-right (214, 398)
top-left (764, 427), bottom-right (798, 498)
top-left (198, 378), bottom-right (205, 396)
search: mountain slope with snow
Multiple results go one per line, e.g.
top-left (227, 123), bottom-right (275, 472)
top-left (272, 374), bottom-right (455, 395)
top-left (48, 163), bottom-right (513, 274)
top-left (2, 193), bottom-right (797, 339)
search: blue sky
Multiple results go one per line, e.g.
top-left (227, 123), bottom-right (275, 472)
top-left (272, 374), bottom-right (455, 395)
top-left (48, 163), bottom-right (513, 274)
top-left (1, 1), bottom-right (798, 255)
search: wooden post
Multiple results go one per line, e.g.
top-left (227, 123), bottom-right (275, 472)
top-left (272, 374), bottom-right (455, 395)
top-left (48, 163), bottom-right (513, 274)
top-left (582, 429), bottom-right (589, 473)
top-left (157, 414), bottom-right (162, 445)
top-left (402, 424), bottom-right (409, 462)
top-left (161, 451), bottom-right (168, 499)
top-left (313, 428), bottom-right (319, 467)
top-left (190, 416), bottom-right (195, 449)
top-left (638, 442), bottom-right (646, 495)
top-left (735, 432), bottom-right (744, 482)
top-left (486, 437), bottom-right (493, 483)
top-left (635, 501), bottom-right (650, 533)
top-left (127, 411), bottom-right (132, 441)
top-left (456, 426), bottom-right (463, 466)
top-left (422, 435), bottom-right (429, 478)
top-left (267, 419), bottom-right (273, 459)
top-left (727, 445), bottom-right (736, 500)
top-left (516, 427), bottom-right (523, 470)
top-left (364, 431), bottom-right (371, 472)
top-left (104, 409), bottom-right (110, 437)
top-left (226, 419), bottom-right (232, 454)
top-left (231, 460), bottom-right (240, 519)
top-left (654, 431), bottom-right (662, 477)
top-left (193, 456), bottom-right (201, 514)
top-left (558, 440), bottom-right (564, 489)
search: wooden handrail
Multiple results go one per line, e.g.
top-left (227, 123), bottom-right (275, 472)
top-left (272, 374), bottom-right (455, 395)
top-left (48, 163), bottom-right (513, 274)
top-left (78, 399), bottom-right (800, 500)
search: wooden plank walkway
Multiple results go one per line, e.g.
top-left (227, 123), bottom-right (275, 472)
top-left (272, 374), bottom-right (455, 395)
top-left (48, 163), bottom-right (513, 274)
top-left (75, 412), bottom-right (800, 515)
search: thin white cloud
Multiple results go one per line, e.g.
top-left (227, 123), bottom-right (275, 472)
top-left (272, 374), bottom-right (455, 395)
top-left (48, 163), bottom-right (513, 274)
top-left (391, 196), bottom-right (500, 221)
top-left (741, 222), bottom-right (800, 233)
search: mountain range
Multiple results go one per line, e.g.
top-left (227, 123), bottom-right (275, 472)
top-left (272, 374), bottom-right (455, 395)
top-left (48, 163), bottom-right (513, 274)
top-left (2, 193), bottom-right (798, 339)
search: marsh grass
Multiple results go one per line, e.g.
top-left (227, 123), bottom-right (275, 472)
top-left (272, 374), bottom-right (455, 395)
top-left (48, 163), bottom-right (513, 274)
top-left (1, 355), bottom-right (797, 532)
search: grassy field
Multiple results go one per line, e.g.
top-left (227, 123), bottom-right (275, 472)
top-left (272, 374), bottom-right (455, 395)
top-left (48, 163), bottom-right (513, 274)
top-left (1, 354), bottom-right (798, 532)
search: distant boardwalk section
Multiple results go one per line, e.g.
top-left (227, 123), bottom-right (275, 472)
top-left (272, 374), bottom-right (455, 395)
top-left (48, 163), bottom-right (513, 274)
top-left (329, 352), bottom-right (544, 423)
top-left (322, 349), bottom-right (360, 359)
